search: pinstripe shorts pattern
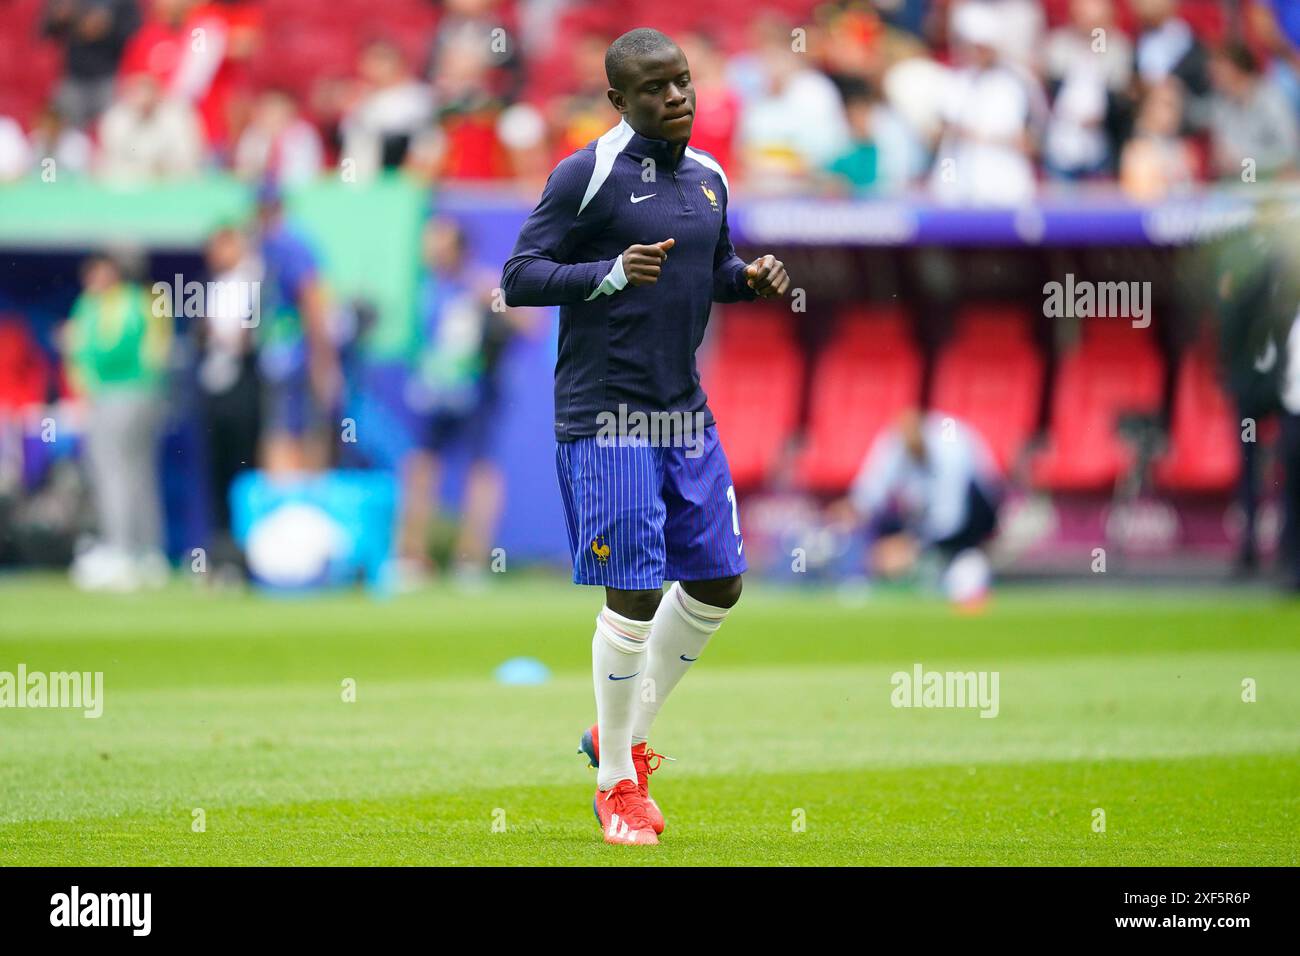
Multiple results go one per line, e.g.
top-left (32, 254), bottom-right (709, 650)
top-left (555, 425), bottom-right (747, 588)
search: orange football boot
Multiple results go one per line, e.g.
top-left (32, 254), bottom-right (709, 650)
top-left (592, 779), bottom-right (659, 845)
top-left (580, 723), bottom-right (668, 834)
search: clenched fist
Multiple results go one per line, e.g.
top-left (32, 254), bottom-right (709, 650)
top-left (621, 238), bottom-right (675, 286)
top-left (745, 254), bottom-right (790, 298)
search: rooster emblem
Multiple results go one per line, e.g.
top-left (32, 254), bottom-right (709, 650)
top-left (700, 182), bottom-right (719, 209)
top-left (591, 536), bottom-right (611, 563)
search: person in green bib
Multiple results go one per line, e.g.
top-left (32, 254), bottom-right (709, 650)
top-left (63, 250), bottom-right (172, 591)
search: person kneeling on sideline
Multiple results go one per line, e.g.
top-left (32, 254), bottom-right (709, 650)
top-left (831, 409), bottom-right (1002, 608)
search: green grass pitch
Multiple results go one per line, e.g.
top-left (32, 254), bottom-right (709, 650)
top-left (1, 574), bottom-right (1297, 866)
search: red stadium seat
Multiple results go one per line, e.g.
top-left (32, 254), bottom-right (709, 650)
top-left (1153, 345), bottom-right (1241, 493)
top-left (701, 308), bottom-right (802, 489)
top-left (1030, 329), bottom-right (1165, 492)
top-left (833, 303), bottom-right (912, 346)
top-left (951, 302), bottom-right (1034, 347)
top-left (932, 325), bottom-right (1043, 475)
top-left (793, 313), bottom-right (922, 493)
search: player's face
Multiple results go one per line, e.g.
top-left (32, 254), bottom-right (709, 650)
top-left (610, 47), bottom-right (696, 145)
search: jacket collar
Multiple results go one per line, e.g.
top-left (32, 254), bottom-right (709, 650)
top-left (619, 120), bottom-right (687, 171)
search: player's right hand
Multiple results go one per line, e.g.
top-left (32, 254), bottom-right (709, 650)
top-left (621, 238), bottom-right (675, 286)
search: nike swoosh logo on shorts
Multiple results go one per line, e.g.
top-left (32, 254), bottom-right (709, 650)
top-left (679, 655), bottom-right (698, 662)
top-left (608, 671), bottom-right (640, 681)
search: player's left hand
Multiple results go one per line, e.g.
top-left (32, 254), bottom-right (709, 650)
top-left (745, 254), bottom-right (790, 298)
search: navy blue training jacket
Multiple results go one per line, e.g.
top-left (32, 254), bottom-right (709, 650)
top-left (501, 119), bottom-right (756, 440)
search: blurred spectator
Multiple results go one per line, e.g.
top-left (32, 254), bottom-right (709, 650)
top-left (832, 409), bottom-right (1002, 605)
top-left (1203, 42), bottom-right (1298, 182)
top-left (429, 28), bottom-right (510, 179)
top-left (494, 101), bottom-right (548, 183)
top-left (197, 225), bottom-right (261, 574)
top-left (825, 77), bottom-right (924, 194)
top-left (30, 104), bottom-right (95, 177)
top-left (546, 31), bottom-right (613, 161)
top-left (253, 184), bottom-right (340, 474)
top-left (826, 81), bottom-right (881, 192)
top-left (1248, 0), bottom-right (1300, 118)
top-left (872, 0), bottom-right (932, 39)
top-left (0, 117), bottom-right (33, 182)
top-left (118, 0), bottom-right (235, 145)
top-left (190, 0), bottom-right (263, 153)
top-left (340, 39), bottom-right (435, 180)
top-left (1133, 0), bottom-right (1211, 103)
top-left (425, 0), bottom-right (522, 103)
top-left (882, 48), bottom-right (951, 148)
top-left (1217, 217), bottom-right (1288, 575)
top-left (1042, 0), bottom-right (1134, 180)
top-left (234, 88), bottom-right (323, 185)
top-left (307, 74), bottom-right (351, 167)
top-left (397, 218), bottom-right (527, 586)
top-left (678, 32), bottom-right (741, 175)
top-left (726, 14), bottom-right (789, 106)
top-left (821, 8), bottom-right (885, 92)
top-left (1119, 79), bottom-right (1196, 200)
top-left (949, 0), bottom-right (1045, 72)
top-left (930, 2), bottom-right (1045, 206)
top-left (62, 250), bottom-right (171, 591)
top-left (98, 71), bottom-right (205, 180)
top-left (42, 0), bottom-right (141, 128)
top-left (738, 19), bottom-right (851, 188)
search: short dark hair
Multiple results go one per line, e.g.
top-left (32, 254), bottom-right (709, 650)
top-left (1217, 41), bottom-right (1259, 76)
top-left (605, 28), bottom-right (679, 90)
top-left (836, 76), bottom-right (880, 108)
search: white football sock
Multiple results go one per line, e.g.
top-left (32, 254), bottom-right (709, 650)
top-left (631, 582), bottom-right (729, 745)
top-left (592, 606), bottom-right (651, 791)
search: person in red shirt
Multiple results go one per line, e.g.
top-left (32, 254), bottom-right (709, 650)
top-left (118, 0), bottom-right (260, 153)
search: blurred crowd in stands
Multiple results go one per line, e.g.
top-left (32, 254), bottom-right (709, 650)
top-left (0, 0), bottom-right (1297, 202)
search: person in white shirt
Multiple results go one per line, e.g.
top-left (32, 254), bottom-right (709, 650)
top-left (949, 0), bottom-right (1045, 72)
top-left (1134, 0), bottom-right (1208, 92)
top-left (234, 89), bottom-right (324, 186)
top-left (1204, 42), bottom-right (1299, 181)
top-left (834, 409), bottom-right (1003, 601)
top-left (929, 3), bottom-right (1046, 206)
top-left (196, 225), bottom-right (262, 575)
top-left (738, 24), bottom-right (851, 186)
top-left (340, 39), bottom-right (435, 181)
top-left (29, 104), bottom-right (95, 177)
top-left (1043, 0), bottom-right (1134, 180)
top-left (97, 72), bottom-right (204, 181)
